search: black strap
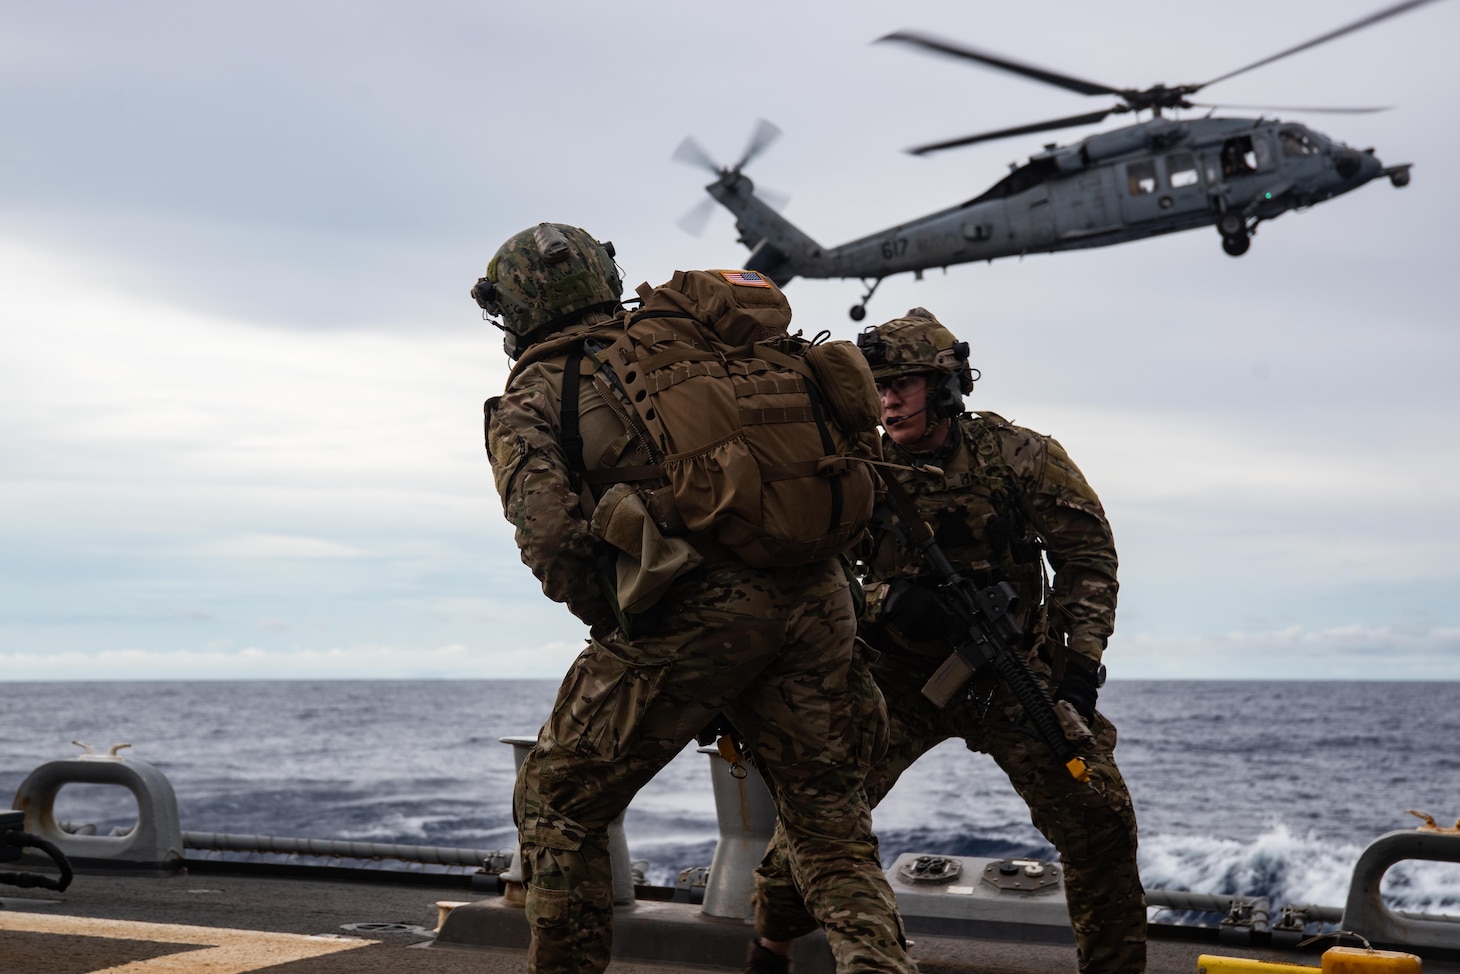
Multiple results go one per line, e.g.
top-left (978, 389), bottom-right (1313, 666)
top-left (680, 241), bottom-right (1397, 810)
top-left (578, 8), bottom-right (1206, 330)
top-left (582, 464), bottom-right (663, 485)
top-left (802, 378), bottom-right (844, 531)
top-left (561, 342), bottom-right (586, 478)
top-left (0, 831), bottom-right (73, 892)
top-left (629, 309), bottom-right (700, 325)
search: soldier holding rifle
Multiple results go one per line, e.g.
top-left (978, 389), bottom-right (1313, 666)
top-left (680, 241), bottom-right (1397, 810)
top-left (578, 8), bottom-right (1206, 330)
top-left (749, 308), bottom-right (1145, 974)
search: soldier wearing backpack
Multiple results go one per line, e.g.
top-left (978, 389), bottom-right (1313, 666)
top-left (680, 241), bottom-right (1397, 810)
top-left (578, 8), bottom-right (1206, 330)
top-left (747, 309), bottom-right (1145, 974)
top-left (475, 223), bottom-right (915, 974)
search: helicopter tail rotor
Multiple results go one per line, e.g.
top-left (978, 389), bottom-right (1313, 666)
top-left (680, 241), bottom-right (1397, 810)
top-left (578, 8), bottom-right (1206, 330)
top-left (672, 119), bottom-right (789, 235)
top-left (671, 119), bottom-right (783, 178)
top-left (676, 197), bottom-right (720, 237)
top-left (671, 136), bottom-right (722, 175)
top-left (733, 118), bottom-right (782, 172)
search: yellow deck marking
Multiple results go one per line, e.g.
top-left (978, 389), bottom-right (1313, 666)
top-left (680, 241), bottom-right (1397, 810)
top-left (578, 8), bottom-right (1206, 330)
top-left (0, 910), bottom-right (372, 972)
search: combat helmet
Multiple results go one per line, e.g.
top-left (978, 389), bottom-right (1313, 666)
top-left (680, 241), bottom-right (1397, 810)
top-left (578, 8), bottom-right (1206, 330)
top-left (470, 223), bottom-right (622, 358)
top-left (855, 308), bottom-right (977, 420)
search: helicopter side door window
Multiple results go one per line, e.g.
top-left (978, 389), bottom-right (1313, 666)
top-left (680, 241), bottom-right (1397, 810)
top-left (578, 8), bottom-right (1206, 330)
top-left (1126, 160), bottom-right (1157, 195)
top-left (1166, 152), bottom-right (1199, 188)
top-left (1220, 136), bottom-right (1258, 176)
top-left (1252, 134), bottom-right (1274, 170)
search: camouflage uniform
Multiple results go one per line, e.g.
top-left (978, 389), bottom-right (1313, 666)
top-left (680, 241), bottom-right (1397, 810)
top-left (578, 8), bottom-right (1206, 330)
top-left (753, 408), bottom-right (1145, 973)
top-left (484, 261), bottom-right (915, 973)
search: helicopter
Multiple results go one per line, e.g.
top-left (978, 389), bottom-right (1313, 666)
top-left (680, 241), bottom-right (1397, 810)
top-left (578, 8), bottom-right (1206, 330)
top-left (673, 0), bottom-right (1432, 320)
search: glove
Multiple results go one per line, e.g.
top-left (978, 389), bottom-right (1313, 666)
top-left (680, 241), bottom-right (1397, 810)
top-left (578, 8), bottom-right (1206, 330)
top-left (694, 713), bottom-right (734, 747)
top-left (880, 579), bottom-right (958, 643)
top-left (1056, 659), bottom-right (1106, 723)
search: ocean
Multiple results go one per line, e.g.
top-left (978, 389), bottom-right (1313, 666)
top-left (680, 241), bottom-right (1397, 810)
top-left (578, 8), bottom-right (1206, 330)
top-left (2, 679), bottom-right (1457, 916)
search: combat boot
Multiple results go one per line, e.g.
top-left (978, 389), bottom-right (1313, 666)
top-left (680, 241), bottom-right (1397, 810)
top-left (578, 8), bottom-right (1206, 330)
top-left (745, 939), bottom-right (790, 974)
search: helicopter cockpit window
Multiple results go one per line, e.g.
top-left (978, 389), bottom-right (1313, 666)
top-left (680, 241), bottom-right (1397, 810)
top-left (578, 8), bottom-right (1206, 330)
top-left (1221, 137), bottom-right (1257, 175)
top-left (1126, 160), bottom-right (1157, 195)
top-left (1167, 152), bottom-right (1199, 188)
top-left (1280, 128), bottom-right (1318, 156)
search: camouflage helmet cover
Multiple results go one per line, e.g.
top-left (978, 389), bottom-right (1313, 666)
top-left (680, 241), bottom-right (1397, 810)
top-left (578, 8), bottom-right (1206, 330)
top-left (857, 307), bottom-right (975, 395)
top-left (473, 223), bottom-right (622, 342)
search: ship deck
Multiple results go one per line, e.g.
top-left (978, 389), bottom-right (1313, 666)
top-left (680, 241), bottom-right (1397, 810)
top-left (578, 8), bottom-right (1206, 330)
top-left (3, 867), bottom-right (1456, 974)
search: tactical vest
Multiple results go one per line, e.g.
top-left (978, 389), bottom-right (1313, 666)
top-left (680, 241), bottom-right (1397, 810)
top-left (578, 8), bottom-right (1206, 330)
top-left (875, 411), bottom-right (1047, 631)
top-left (512, 270), bottom-right (883, 569)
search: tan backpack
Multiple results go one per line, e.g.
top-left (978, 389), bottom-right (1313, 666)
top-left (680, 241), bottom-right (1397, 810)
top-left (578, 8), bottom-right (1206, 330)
top-left (580, 269), bottom-right (882, 568)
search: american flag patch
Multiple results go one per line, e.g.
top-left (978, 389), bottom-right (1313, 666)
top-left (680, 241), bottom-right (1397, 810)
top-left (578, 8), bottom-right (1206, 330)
top-left (720, 270), bottom-right (771, 288)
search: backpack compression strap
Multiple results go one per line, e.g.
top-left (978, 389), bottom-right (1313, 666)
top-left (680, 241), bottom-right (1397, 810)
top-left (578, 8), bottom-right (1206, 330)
top-left (557, 341), bottom-right (666, 491)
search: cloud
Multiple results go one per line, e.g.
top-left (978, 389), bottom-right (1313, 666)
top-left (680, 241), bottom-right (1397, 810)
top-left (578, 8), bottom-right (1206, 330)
top-left (0, 641), bottom-right (588, 682)
top-left (5, 625), bottom-right (1453, 683)
top-left (2, 0), bottom-right (1458, 681)
top-left (1114, 624), bottom-right (1460, 680)
top-left (198, 535), bottom-right (369, 560)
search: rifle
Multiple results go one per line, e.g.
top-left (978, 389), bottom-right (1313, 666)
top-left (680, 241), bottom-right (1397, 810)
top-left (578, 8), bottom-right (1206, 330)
top-left (875, 470), bottom-right (1091, 783)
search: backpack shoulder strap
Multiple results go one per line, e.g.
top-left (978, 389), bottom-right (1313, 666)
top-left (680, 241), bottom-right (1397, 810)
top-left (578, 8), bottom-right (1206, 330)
top-left (560, 341), bottom-right (587, 476)
top-left (561, 338), bottom-right (669, 490)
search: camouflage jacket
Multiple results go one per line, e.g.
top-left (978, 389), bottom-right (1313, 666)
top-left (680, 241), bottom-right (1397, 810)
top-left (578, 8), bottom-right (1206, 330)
top-left (864, 410), bottom-right (1118, 667)
top-left (484, 314), bottom-right (646, 632)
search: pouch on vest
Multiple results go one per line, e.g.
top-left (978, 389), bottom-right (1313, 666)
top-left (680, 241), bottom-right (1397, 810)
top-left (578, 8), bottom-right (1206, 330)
top-left (803, 339), bottom-right (881, 433)
top-left (589, 482), bottom-right (703, 613)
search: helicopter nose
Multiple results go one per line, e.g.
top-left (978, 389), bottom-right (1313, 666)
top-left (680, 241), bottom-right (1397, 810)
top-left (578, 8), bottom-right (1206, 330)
top-left (1332, 148), bottom-right (1369, 181)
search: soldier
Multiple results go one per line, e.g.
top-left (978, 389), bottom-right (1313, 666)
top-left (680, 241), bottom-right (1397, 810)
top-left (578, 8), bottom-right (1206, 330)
top-left (748, 308), bottom-right (1145, 974)
top-left (476, 223), bottom-right (916, 974)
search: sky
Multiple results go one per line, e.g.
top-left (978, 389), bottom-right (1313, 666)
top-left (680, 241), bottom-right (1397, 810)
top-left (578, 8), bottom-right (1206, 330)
top-left (3, 0), bottom-right (1458, 681)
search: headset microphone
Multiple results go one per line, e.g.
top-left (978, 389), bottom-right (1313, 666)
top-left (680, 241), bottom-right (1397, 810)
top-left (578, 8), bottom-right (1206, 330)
top-left (884, 403), bottom-right (929, 428)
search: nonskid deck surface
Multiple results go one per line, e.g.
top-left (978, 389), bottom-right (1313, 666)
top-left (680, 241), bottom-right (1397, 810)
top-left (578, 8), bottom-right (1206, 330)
top-left (2, 872), bottom-right (1456, 974)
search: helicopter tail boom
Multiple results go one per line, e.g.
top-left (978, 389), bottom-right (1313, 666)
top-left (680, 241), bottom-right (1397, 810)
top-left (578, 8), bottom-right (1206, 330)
top-left (705, 172), bottom-right (825, 287)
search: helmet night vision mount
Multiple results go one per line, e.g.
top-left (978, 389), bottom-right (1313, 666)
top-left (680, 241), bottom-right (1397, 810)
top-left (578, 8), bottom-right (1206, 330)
top-left (857, 308), bottom-right (978, 421)
top-left (472, 223), bottom-right (621, 358)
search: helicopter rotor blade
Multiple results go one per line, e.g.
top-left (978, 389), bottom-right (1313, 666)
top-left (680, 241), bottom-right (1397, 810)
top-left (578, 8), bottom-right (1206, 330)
top-left (1188, 101), bottom-right (1393, 115)
top-left (1196, 0), bottom-right (1444, 91)
top-left (734, 118), bottom-right (782, 172)
top-left (672, 136), bottom-right (722, 174)
top-left (907, 107), bottom-right (1122, 156)
top-left (879, 30), bottom-right (1124, 98)
top-left (676, 197), bottom-right (719, 237)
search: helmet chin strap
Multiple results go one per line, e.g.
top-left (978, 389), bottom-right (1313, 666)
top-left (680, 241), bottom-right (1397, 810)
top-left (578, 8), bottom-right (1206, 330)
top-left (923, 410), bottom-right (943, 438)
top-left (913, 412), bottom-right (949, 450)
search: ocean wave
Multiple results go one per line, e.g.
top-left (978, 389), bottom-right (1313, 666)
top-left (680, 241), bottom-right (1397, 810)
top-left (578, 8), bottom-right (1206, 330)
top-left (8, 680), bottom-right (1460, 912)
top-left (1141, 822), bottom-right (1460, 913)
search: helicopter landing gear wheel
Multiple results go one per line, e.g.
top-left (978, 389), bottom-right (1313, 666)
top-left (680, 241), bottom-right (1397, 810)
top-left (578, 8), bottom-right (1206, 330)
top-left (1221, 233), bottom-right (1251, 257)
top-left (1217, 211), bottom-right (1246, 238)
top-left (848, 277), bottom-right (884, 321)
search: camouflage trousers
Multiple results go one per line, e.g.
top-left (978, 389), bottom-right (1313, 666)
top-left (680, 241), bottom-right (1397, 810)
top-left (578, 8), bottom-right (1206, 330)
top-left (514, 559), bottom-right (915, 974)
top-left (754, 654), bottom-right (1145, 974)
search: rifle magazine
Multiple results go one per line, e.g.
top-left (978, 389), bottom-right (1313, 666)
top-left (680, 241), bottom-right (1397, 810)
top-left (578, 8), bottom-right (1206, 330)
top-left (921, 652), bottom-right (976, 709)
